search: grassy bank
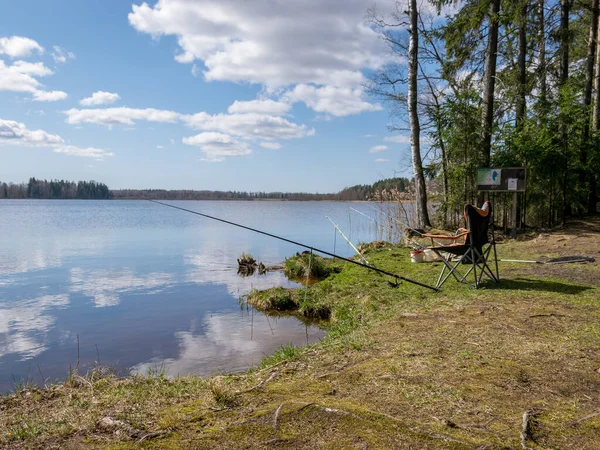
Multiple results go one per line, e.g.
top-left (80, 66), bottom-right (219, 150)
top-left (2, 219), bottom-right (600, 449)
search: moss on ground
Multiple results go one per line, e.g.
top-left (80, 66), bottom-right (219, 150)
top-left (1, 218), bottom-right (600, 449)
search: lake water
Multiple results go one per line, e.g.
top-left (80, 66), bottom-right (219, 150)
top-left (0, 200), bottom-right (391, 392)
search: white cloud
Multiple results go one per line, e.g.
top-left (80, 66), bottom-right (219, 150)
top-left (10, 60), bottom-right (53, 76)
top-left (156, 145), bottom-right (165, 149)
top-left (375, 158), bottom-right (390, 162)
top-left (182, 111), bottom-right (313, 141)
top-left (259, 141), bottom-right (281, 150)
top-left (0, 118), bottom-right (113, 160)
top-left (127, 0), bottom-right (388, 119)
top-left (228, 99), bottom-right (290, 116)
top-left (369, 145), bottom-right (388, 153)
top-left (80, 91), bottom-right (120, 106)
top-left (182, 131), bottom-right (251, 161)
top-left (64, 104), bottom-right (312, 160)
top-left (0, 119), bottom-right (64, 146)
top-left (64, 107), bottom-right (180, 126)
top-left (51, 45), bottom-right (75, 63)
top-left (284, 84), bottom-right (381, 117)
top-left (32, 90), bottom-right (68, 102)
top-left (128, 0), bottom-right (386, 88)
top-left (0, 60), bottom-right (67, 102)
top-left (53, 145), bottom-right (114, 161)
top-left (384, 135), bottom-right (411, 144)
top-left (0, 36), bottom-right (43, 58)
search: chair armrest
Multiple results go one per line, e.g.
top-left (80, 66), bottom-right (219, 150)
top-left (422, 231), bottom-right (469, 240)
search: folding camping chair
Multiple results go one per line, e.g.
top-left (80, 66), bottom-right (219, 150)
top-left (422, 202), bottom-right (500, 289)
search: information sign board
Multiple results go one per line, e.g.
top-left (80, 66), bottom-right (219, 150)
top-left (477, 167), bottom-right (526, 192)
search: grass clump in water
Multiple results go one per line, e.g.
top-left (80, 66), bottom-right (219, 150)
top-left (246, 287), bottom-right (297, 311)
top-left (246, 286), bottom-right (333, 320)
top-left (237, 251), bottom-right (256, 266)
top-left (284, 253), bottom-right (336, 280)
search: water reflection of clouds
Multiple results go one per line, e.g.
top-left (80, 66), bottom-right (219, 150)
top-left (0, 238), bottom-right (105, 276)
top-left (184, 248), bottom-right (294, 297)
top-left (132, 310), bottom-right (322, 377)
top-left (70, 268), bottom-right (175, 307)
top-left (0, 294), bottom-right (69, 360)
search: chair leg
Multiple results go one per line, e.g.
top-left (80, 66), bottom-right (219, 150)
top-left (433, 251), bottom-right (471, 288)
top-left (470, 246), bottom-right (479, 288)
top-left (493, 241), bottom-right (500, 281)
top-left (475, 246), bottom-right (499, 284)
top-left (436, 256), bottom-right (448, 287)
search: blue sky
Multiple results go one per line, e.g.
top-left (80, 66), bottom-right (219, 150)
top-left (0, 0), bottom-right (419, 192)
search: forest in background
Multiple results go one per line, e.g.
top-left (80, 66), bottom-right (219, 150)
top-left (0, 178), bottom-right (111, 200)
top-left (0, 177), bottom-right (411, 202)
top-left (368, 0), bottom-right (600, 229)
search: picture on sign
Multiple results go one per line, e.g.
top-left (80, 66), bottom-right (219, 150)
top-left (477, 167), bottom-right (527, 192)
top-left (477, 168), bottom-right (502, 186)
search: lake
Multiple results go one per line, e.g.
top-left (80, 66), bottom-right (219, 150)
top-left (0, 200), bottom-right (399, 392)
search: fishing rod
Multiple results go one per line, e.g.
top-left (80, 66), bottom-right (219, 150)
top-left (325, 215), bottom-right (368, 264)
top-left (349, 207), bottom-right (379, 225)
top-left (368, 205), bottom-right (424, 236)
top-left (148, 200), bottom-right (439, 291)
top-left (500, 256), bottom-right (595, 265)
top-left (349, 206), bottom-right (404, 242)
top-left (351, 206), bottom-right (433, 249)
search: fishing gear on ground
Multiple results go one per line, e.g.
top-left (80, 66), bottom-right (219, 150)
top-left (500, 256), bottom-right (595, 265)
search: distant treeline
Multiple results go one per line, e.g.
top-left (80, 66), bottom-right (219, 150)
top-left (112, 177), bottom-right (412, 201)
top-left (0, 178), bottom-right (111, 199)
top-left (111, 189), bottom-right (338, 201)
top-left (337, 178), bottom-right (411, 201)
top-left (0, 177), bottom-right (410, 201)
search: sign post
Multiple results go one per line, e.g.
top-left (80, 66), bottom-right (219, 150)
top-left (476, 167), bottom-right (527, 239)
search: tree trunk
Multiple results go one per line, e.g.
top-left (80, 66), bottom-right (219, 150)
top-left (481, 0), bottom-right (501, 167)
top-left (582, 0), bottom-right (599, 213)
top-left (590, 11), bottom-right (600, 213)
top-left (560, 0), bottom-right (570, 225)
top-left (408, 0), bottom-right (430, 228)
top-left (594, 13), bottom-right (600, 130)
top-left (516, 1), bottom-right (528, 128)
top-left (538, 0), bottom-right (547, 120)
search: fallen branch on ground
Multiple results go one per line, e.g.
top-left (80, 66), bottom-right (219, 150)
top-left (565, 412), bottom-right (600, 427)
top-left (316, 357), bottom-right (372, 379)
top-left (240, 371), bottom-right (277, 393)
top-left (529, 313), bottom-right (567, 318)
top-left (273, 402), bottom-right (285, 429)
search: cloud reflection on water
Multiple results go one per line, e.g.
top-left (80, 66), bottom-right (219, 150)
top-left (0, 238), bottom-right (105, 276)
top-left (131, 309), bottom-right (323, 378)
top-left (0, 294), bottom-right (69, 360)
top-left (69, 268), bottom-right (176, 307)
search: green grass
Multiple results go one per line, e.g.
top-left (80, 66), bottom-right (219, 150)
top-left (283, 252), bottom-right (337, 280)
